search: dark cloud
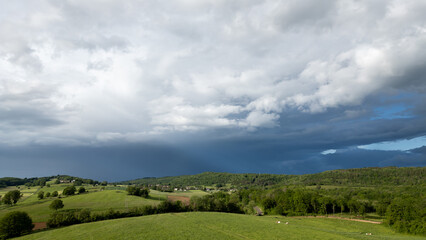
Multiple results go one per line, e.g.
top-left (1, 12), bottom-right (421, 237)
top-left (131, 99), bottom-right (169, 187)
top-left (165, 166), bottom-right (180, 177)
top-left (0, 1), bottom-right (425, 179)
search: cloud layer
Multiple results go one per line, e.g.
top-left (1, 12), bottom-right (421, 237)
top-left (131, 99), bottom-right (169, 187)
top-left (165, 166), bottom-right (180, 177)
top-left (1, 0), bottom-right (425, 179)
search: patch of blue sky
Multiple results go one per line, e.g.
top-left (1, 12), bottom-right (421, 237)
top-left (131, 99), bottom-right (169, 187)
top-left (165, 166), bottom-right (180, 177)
top-left (371, 104), bottom-right (414, 120)
top-left (358, 136), bottom-right (426, 151)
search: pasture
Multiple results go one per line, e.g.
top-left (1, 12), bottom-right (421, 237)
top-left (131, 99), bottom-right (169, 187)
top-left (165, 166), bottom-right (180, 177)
top-left (0, 185), bottom-right (162, 222)
top-left (16, 212), bottom-right (424, 240)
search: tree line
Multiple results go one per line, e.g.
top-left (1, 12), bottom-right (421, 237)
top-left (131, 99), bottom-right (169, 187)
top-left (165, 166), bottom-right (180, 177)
top-left (120, 167), bottom-right (425, 188)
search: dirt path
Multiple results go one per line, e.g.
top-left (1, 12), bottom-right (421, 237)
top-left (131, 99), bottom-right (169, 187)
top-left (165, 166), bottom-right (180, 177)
top-left (33, 222), bottom-right (47, 231)
top-left (292, 216), bottom-right (382, 224)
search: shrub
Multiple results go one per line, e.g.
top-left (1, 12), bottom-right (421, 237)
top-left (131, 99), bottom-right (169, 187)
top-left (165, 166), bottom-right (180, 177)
top-left (51, 191), bottom-right (58, 197)
top-left (76, 209), bottom-right (92, 223)
top-left (37, 191), bottom-right (44, 200)
top-left (45, 192), bottom-right (51, 198)
top-left (47, 211), bottom-right (78, 228)
top-left (78, 187), bottom-right (86, 194)
top-left (126, 186), bottom-right (149, 198)
top-left (0, 211), bottom-right (33, 239)
top-left (49, 199), bottom-right (64, 211)
top-left (62, 186), bottom-right (76, 196)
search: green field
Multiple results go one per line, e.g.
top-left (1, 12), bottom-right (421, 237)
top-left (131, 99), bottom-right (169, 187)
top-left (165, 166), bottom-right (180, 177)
top-left (149, 189), bottom-right (209, 200)
top-left (0, 185), bottom-right (162, 222)
top-left (15, 212), bottom-right (424, 240)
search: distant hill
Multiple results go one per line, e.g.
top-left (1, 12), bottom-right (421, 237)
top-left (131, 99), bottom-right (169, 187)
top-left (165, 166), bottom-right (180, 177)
top-left (119, 167), bottom-right (426, 187)
top-left (0, 175), bottom-right (99, 188)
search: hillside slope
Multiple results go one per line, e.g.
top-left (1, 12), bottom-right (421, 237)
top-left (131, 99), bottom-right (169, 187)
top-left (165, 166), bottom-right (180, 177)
top-left (120, 166), bottom-right (426, 187)
top-left (16, 212), bottom-right (424, 240)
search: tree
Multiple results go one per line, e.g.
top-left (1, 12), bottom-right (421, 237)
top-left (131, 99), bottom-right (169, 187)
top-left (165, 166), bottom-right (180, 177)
top-left (126, 186), bottom-right (149, 198)
top-left (62, 186), bottom-right (76, 196)
top-left (51, 191), bottom-right (58, 197)
top-left (49, 199), bottom-right (64, 211)
top-left (78, 187), bottom-right (86, 194)
top-left (2, 190), bottom-right (21, 205)
top-left (0, 211), bottom-right (34, 239)
top-left (45, 192), bottom-right (51, 198)
top-left (37, 191), bottom-right (44, 200)
top-left (73, 180), bottom-right (83, 186)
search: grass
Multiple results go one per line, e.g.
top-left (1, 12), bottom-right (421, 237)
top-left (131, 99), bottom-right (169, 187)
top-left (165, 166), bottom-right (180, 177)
top-left (149, 189), bottom-right (209, 200)
top-left (0, 185), bottom-right (162, 222)
top-left (15, 212), bottom-right (425, 240)
top-left (0, 186), bottom-right (39, 201)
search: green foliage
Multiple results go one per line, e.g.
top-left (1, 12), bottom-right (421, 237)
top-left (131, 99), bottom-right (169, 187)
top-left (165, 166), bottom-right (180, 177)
top-left (1, 190), bottom-right (21, 205)
top-left (73, 180), bottom-right (83, 186)
top-left (385, 197), bottom-right (425, 235)
top-left (190, 192), bottom-right (243, 213)
top-left (120, 167), bottom-right (425, 188)
top-left (45, 192), bottom-right (51, 198)
top-left (126, 186), bottom-right (149, 198)
top-left (0, 211), bottom-right (33, 239)
top-left (37, 191), bottom-right (44, 200)
top-left (47, 211), bottom-right (78, 228)
top-left (62, 186), bottom-right (76, 196)
top-left (49, 199), bottom-right (64, 211)
top-left (78, 187), bottom-right (86, 194)
top-left (51, 191), bottom-right (58, 197)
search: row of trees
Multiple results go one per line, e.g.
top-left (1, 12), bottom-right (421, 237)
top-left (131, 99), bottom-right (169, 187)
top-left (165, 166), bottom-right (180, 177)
top-left (121, 167), bottom-right (426, 188)
top-left (234, 186), bottom-right (425, 235)
top-left (37, 191), bottom-right (59, 200)
top-left (126, 186), bottom-right (149, 197)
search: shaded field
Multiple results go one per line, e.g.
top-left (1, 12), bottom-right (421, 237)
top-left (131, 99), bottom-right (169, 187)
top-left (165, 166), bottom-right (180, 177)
top-left (16, 212), bottom-right (425, 240)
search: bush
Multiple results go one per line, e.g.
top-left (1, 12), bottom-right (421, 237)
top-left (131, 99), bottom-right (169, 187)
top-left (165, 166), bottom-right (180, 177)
top-left (37, 191), bottom-right (44, 200)
top-left (51, 191), bottom-right (58, 197)
top-left (45, 192), bottom-right (51, 198)
top-left (47, 211), bottom-right (78, 228)
top-left (126, 186), bottom-right (149, 198)
top-left (49, 199), bottom-right (64, 211)
top-left (76, 209), bottom-right (91, 223)
top-left (0, 211), bottom-right (34, 239)
top-left (78, 187), bottom-right (86, 194)
top-left (62, 186), bottom-right (76, 196)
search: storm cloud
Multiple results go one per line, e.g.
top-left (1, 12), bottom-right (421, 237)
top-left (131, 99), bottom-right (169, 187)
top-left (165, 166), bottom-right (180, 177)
top-left (0, 0), bottom-right (425, 180)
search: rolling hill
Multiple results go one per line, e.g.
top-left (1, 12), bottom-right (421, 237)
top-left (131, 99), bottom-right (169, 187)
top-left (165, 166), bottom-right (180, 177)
top-left (15, 212), bottom-right (425, 240)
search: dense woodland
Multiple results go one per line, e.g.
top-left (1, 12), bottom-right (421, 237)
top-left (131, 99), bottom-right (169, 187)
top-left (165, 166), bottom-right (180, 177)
top-left (121, 167), bottom-right (425, 187)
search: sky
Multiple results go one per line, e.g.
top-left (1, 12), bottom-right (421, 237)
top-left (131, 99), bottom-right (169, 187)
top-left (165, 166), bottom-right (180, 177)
top-left (0, 0), bottom-right (425, 181)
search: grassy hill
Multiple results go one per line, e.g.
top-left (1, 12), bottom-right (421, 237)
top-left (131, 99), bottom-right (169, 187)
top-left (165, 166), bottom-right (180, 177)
top-left (0, 185), bottom-right (162, 222)
top-left (120, 166), bottom-right (426, 187)
top-left (15, 212), bottom-right (424, 240)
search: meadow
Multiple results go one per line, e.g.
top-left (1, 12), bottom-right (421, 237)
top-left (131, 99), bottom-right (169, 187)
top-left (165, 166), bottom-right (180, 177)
top-left (0, 184), bottom-right (162, 222)
top-left (15, 212), bottom-right (425, 240)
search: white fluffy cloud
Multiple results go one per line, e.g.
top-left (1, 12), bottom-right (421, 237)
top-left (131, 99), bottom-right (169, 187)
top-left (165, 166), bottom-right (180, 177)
top-left (1, 0), bottom-right (426, 145)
